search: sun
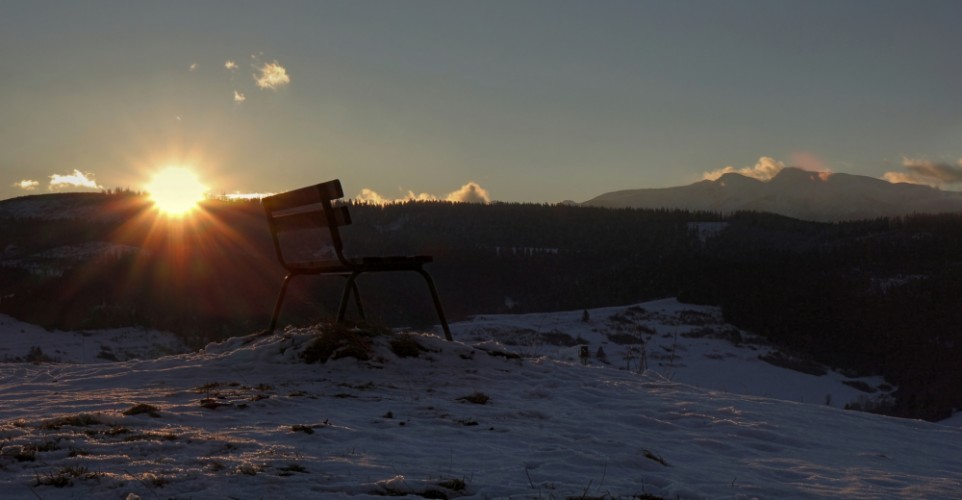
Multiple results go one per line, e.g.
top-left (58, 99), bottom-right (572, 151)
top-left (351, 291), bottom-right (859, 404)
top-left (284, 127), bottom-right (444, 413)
top-left (147, 166), bottom-right (208, 216)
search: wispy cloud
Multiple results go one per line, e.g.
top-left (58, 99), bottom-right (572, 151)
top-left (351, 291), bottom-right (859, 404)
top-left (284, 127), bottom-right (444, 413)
top-left (354, 189), bottom-right (387, 204)
top-left (13, 179), bottom-right (39, 191)
top-left (254, 61), bottom-right (290, 90)
top-left (702, 157), bottom-right (786, 181)
top-left (216, 192), bottom-right (275, 201)
top-left (356, 188), bottom-right (433, 205)
top-left (356, 182), bottom-right (492, 205)
top-left (233, 90), bottom-right (246, 103)
top-left (788, 151), bottom-right (833, 174)
top-left (49, 170), bottom-right (103, 191)
top-left (225, 60), bottom-right (238, 70)
top-left (883, 157), bottom-right (962, 188)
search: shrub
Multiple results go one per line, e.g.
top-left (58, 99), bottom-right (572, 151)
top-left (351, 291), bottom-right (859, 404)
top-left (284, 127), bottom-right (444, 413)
top-left (278, 463), bottom-right (308, 476)
top-left (40, 413), bottom-right (102, 430)
top-left (301, 325), bottom-right (375, 363)
top-left (123, 403), bottom-right (161, 417)
top-left (390, 334), bottom-right (426, 358)
top-left (25, 346), bottom-right (57, 363)
top-left (34, 466), bottom-right (101, 488)
top-left (291, 424), bottom-right (314, 434)
top-left (458, 392), bottom-right (490, 405)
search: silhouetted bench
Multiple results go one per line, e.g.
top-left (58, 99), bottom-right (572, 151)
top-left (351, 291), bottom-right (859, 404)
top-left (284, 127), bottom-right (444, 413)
top-left (262, 179), bottom-right (452, 340)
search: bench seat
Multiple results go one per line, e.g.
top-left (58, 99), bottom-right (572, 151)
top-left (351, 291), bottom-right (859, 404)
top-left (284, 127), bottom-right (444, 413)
top-left (262, 179), bottom-right (452, 340)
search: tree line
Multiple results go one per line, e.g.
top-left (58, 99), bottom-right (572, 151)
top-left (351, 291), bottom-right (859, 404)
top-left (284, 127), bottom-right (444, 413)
top-left (1, 192), bottom-right (961, 420)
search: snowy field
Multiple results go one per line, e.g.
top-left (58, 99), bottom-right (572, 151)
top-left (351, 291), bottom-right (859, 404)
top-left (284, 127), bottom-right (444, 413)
top-left (1, 299), bottom-right (960, 499)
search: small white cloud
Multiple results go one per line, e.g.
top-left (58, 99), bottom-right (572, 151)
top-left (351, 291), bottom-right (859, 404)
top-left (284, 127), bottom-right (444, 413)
top-left (225, 60), bottom-right (238, 70)
top-left (233, 90), bottom-right (246, 103)
top-left (255, 61), bottom-right (290, 90)
top-left (13, 179), bottom-right (39, 191)
top-left (189, 63), bottom-right (199, 71)
top-left (219, 192), bottom-right (274, 200)
top-left (703, 157), bottom-right (785, 181)
top-left (445, 181), bottom-right (491, 203)
top-left (49, 169), bottom-right (103, 191)
top-left (355, 188), bottom-right (391, 205)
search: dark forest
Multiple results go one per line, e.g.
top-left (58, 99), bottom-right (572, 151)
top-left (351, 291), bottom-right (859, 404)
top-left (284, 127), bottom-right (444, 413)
top-left (2, 192), bottom-right (961, 420)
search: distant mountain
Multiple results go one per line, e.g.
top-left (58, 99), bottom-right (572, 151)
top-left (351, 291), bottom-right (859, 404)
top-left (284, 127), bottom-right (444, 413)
top-left (583, 167), bottom-right (962, 221)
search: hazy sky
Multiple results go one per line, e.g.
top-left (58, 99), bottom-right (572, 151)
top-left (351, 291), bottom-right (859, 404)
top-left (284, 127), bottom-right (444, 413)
top-left (2, 1), bottom-right (962, 203)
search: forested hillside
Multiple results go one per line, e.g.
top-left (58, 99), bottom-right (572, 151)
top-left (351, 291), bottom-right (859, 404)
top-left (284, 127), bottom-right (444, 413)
top-left (2, 192), bottom-right (961, 420)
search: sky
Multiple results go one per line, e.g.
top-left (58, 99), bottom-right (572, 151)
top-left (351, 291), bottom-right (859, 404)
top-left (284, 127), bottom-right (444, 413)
top-left (2, 0), bottom-right (962, 204)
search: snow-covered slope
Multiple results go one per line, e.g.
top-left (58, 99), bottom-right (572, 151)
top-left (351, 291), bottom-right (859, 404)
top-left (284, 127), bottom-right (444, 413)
top-left (454, 298), bottom-right (891, 410)
top-left (0, 301), bottom-right (959, 499)
top-left (0, 314), bottom-right (188, 363)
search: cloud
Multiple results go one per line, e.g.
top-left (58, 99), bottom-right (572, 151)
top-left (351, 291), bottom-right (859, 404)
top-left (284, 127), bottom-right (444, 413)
top-left (225, 60), bottom-right (238, 70)
top-left (356, 188), bottom-right (435, 205)
top-left (355, 188), bottom-right (393, 205)
top-left (13, 179), bottom-right (39, 191)
top-left (788, 151), bottom-right (833, 174)
top-left (254, 61), bottom-right (290, 90)
top-left (49, 169), bottom-right (103, 191)
top-left (883, 157), bottom-right (962, 188)
top-left (355, 182), bottom-right (492, 205)
top-left (233, 90), bottom-right (246, 103)
top-left (882, 172), bottom-right (917, 185)
top-left (445, 181), bottom-right (491, 203)
top-left (702, 157), bottom-right (786, 181)
top-left (216, 192), bottom-right (274, 201)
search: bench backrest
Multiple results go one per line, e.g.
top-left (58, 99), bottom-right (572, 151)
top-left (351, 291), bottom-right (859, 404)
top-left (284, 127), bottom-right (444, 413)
top-left (262, 179), bottom-right (352, 268)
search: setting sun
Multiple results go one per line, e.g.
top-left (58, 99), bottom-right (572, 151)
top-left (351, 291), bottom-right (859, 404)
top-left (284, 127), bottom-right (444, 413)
top-left (147, 166), bottom-right (208, 216)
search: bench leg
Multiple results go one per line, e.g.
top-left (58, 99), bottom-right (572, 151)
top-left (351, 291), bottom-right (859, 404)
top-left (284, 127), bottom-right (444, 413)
top-left (417, 269), bottom-right (453, 341)
top-left (337, 272), bottom-right (364, 324)
top-left (268, 273), bottom-right (295, 333)
top-left (350, 280), bottom-right (365, 319)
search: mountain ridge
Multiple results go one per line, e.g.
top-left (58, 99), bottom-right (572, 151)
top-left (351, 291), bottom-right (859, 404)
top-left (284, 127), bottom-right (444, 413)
top-left (583, 167), bottom-right (962, 221)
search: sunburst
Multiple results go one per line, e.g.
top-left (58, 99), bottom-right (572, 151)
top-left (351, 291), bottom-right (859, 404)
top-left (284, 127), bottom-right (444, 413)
top-left (146, 166), bottom-right (207, 216)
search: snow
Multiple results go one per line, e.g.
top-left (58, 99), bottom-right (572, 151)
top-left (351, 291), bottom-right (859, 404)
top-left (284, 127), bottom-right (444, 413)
top-left (455, 299), bottom-right (892, 410)
top-left (0, 315), bottom-right (188, 363)
top-left (1, 299), bottom-right (960, 499)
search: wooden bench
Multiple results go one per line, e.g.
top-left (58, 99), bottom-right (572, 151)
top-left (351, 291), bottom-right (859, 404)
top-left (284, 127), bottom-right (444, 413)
top-left (262, 179), bottom-right (453, 340)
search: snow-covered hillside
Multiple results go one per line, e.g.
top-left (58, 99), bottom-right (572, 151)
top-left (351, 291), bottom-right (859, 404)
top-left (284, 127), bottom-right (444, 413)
top-left (455, 299), bottom-right (892, 410)
top-left (0, 315), bottom-right (188, 363)
top-left (0, 300), bottom-right (959, 499)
